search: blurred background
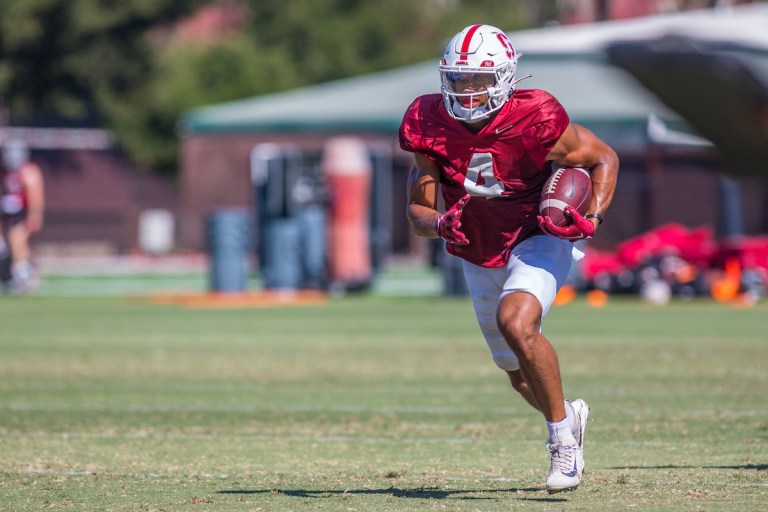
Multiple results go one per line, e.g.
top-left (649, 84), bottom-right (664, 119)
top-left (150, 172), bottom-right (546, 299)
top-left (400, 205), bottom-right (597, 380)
top-left (1, 0), bottom-right (767, 304)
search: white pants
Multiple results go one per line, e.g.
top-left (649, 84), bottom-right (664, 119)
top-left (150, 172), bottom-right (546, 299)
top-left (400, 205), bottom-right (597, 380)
top-left (462, 235), bottom-right (575, 372)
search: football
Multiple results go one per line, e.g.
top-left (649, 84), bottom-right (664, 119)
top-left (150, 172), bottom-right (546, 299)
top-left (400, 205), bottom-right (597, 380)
top-left (539, 167), bottom-right (592, 227)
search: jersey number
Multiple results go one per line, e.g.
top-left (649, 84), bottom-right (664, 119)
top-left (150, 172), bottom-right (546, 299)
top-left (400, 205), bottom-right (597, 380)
top-left (463, 152), bottom-right (504, 198)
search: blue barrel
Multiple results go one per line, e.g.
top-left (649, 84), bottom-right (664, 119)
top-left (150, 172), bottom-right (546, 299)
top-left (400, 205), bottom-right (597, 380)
top-left (296, 205), bottom-right (327, 289)
top-left (207, 208), bottom-right (250, 292)
top-left (262, 218), bottom-right (302, 290)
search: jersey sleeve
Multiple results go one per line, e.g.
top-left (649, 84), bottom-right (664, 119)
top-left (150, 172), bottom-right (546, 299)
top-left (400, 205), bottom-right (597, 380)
top-left (524, 93), bottom-right (570, 168)
top-left (399, 96), bottom-right (428, 154)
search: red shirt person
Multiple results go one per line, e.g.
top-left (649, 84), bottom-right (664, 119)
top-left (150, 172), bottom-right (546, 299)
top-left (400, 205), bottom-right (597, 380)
top-left (400, 24), bottom-right (619, 493)
top-left (1, 139), bottom-right (45, 294)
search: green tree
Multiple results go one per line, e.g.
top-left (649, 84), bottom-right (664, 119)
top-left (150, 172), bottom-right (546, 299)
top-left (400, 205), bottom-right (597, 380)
top-left (247, 0), bottom-right (534, 84)
top-left (0, 0), bottom-right (203, 121)
top-left (112, 35), bottom-right (301, 174)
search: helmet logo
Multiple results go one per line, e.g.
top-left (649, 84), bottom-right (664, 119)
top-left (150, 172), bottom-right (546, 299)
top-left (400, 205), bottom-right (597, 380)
top-left (496, 33), bottom-right (515, 59)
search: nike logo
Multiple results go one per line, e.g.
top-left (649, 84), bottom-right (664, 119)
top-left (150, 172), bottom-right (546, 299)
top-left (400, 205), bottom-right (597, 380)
top-left (563, 459), bottom-right (579, 478)
top-left (495, 123), bottom-right (515, 134)
top-left (565, 173), bottom-right (575, 199)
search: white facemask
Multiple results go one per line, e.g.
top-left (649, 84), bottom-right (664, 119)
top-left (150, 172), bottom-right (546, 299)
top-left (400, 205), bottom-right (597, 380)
top-left (451, 98), bottom-right (488, 121)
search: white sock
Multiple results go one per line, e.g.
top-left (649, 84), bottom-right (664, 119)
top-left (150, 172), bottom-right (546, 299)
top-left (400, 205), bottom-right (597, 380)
top-left (547, 416), bottom-right (577, 446)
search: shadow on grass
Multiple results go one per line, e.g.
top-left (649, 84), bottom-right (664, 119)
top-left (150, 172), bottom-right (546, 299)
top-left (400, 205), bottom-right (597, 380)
top-left (611, 464), bottom-right (767, 471)
top-left (219, 486), bottom-right (567, 503)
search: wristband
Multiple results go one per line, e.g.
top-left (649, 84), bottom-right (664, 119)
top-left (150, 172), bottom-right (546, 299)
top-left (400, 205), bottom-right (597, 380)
top-left (585, 214), bottom-right (604, 224)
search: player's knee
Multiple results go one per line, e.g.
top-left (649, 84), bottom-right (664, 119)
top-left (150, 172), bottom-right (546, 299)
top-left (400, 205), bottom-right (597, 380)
top-left (497, 312), bottom-right (537, 353)
top-left (497, 295), bottom-right (542, 357)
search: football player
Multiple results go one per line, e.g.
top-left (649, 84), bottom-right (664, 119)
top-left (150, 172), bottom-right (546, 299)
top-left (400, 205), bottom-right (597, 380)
top-left (400, 24), bottom-right (619, 493)
top-left (1, 139), bottom-right (44, 294)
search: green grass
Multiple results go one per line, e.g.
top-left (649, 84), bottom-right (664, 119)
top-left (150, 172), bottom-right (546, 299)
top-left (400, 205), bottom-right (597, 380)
top-left (0, 295), bottom-right (766, 511)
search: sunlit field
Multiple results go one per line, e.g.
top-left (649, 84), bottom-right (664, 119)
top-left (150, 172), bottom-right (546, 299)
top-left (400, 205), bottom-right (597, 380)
top-left (1, 293), bottom-right (766, 511)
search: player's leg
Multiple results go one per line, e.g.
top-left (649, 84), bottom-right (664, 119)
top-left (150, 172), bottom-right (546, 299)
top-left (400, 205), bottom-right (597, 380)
top-left (463, 259), bottom-right (567, 416)
top-left (461, 260), bottom-right (522, 373)
top-left (507, 369), bottom-right (541, 412)
top-left (7, 220), bottom-right (30, 262)
top-left (6, 220), bottom-right (36, 293)
top-left (507, 370), bottom-right (586, 447)
top-left (0, 225), bottom-right (11, 291)
top-left (496, 235), bottom-right (586, 492)
top-left (498, 292), bottom-right (566, 423)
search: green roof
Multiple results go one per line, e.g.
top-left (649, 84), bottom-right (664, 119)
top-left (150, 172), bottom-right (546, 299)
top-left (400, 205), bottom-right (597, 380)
top-left (180, 61), bottom-right (439, 134)
top-left (180, 54), bottom-right (676, 135)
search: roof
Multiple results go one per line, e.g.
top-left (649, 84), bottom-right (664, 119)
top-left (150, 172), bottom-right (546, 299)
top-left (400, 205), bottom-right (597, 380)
top-left (180, 4), bottom-right (768, 140)
top-left (181, 61), bottom-right (441, 134)
top-left (509, 3), bottom-right (768, 54)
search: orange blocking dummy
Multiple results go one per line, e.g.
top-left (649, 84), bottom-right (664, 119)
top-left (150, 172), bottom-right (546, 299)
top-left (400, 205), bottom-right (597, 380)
top-left (322, 137), bottom-right (372, 291)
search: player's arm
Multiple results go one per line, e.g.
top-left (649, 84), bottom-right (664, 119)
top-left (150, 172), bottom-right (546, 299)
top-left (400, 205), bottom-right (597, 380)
top-left (406, 152), bottom-right (469, 245)
top-left (546, 123), bottom-right (619, 228)
top-left (406, 152), bottom-right (442, 238)
top-left (22, 163), bottom-right (45, 233)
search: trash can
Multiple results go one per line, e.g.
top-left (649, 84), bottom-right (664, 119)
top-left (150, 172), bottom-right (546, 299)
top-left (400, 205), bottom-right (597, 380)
top-left (207, 208), bottom-right (250, 292)
top-left (296, 205), bottom-right (327, 289)
top-left (261, 218), bottom-right (302, 290)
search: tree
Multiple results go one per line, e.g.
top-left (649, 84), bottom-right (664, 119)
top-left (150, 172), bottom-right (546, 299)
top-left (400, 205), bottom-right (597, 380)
top-left (0, 0), bottom-right (203, 122)
top-left (111, 35), bottom-right (301, 174)
top-left (247, 0), bottom-right (535, 84)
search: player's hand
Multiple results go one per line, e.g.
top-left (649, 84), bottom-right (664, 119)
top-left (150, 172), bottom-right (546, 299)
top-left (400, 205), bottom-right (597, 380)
top-left (436, 194), bottom-right (470, 246)
top-left (538, 206), bottom-right (595, 241)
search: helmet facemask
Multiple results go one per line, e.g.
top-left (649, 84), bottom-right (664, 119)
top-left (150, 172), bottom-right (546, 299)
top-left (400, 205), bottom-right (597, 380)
top-left (440, 65), bottom-right (515, 122)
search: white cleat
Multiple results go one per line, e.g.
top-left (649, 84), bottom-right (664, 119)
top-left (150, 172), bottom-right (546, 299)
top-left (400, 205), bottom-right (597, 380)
top-left (545, 441), bottom-right (583, 493)
top-left (568, 398), bottom-right (590, 453)
top-left (545, 399), bottom-right (590, 494)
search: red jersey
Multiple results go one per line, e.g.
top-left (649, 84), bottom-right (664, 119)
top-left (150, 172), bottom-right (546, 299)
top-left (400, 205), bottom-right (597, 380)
top-left (0, 168), bottom-right (27, 216)
top-left (399, 89), bottom-right (569, 267)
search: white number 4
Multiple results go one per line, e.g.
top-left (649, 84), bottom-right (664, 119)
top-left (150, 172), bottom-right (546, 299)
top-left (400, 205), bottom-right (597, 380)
top-left (463, 152), bottom-right (504, 198)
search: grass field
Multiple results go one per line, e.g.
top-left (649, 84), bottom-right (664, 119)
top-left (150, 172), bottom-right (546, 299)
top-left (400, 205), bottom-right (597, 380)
top-left (0, 293), bottom-right (766, 511)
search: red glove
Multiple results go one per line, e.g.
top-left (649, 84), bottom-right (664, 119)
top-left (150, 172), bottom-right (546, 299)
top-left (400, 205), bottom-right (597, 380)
top-left (436, 194), bottom-right (470, 246)
top-left (538, 206), bottom-right (596, 241)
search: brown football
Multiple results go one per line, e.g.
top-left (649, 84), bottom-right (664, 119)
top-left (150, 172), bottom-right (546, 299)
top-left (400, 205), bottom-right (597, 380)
top-left (539, 167), bottom-right (592, 227)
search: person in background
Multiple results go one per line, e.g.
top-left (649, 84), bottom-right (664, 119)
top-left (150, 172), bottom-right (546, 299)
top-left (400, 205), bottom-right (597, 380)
top-left (400, 24), bottom-right (619, 493)
top-left (1, 139), bottom-right (45, 294)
